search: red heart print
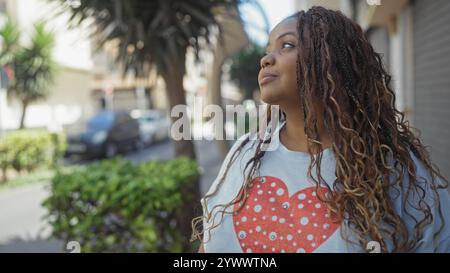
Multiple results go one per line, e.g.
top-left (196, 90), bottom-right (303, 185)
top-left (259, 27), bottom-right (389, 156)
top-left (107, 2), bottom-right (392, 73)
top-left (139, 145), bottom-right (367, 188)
top-left (232, 176), bottom-right (340, 253)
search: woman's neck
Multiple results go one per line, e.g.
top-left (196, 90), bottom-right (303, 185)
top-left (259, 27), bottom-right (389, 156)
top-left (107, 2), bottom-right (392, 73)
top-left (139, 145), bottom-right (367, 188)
top-left (280, 109), bottom-right (332, 154)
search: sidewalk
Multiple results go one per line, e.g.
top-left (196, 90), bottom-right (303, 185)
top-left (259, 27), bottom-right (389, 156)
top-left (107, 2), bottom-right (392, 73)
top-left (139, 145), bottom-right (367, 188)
top-left (0, 183), bottom-right (64, 252)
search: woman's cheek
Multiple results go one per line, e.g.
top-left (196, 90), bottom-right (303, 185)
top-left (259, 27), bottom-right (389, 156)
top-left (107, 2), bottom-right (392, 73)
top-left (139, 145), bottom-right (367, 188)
top-left (283, 53), bottom-right (298, 79)
top-left (284, 63), bottom-right (299, 95)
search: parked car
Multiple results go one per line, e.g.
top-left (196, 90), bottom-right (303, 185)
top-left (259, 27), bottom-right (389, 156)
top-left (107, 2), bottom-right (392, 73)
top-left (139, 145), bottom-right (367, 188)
top-left (65, 110), bottom-right (140, 159)
top-left (130, 109), bottom-right (170, 146)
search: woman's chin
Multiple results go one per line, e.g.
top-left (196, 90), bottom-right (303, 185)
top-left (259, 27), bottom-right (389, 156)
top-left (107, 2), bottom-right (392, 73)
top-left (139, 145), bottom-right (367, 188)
top-left (260, 89), bottom-right (282, 105)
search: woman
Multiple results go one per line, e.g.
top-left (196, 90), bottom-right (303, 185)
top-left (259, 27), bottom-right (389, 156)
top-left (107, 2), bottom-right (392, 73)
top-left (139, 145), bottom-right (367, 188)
top-left (191, 6), bottom-right (450, 253)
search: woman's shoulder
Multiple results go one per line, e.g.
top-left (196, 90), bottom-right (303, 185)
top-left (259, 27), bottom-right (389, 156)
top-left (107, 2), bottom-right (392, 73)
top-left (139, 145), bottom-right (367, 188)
top-left (215, 133), bottom-right (256, 180)
top-left (227, 132), bottom-right (258, 162)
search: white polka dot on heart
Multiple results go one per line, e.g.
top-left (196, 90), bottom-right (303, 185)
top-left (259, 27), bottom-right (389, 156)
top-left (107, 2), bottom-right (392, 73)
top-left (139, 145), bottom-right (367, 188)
top-left (269, 232), bottom-right (277, 241)
top-left (238, 231), bottom-right (247, 239)
top-left (300, 217), bottom-right (309, 226)
top-left (276, 188), bottom-right (284, 196)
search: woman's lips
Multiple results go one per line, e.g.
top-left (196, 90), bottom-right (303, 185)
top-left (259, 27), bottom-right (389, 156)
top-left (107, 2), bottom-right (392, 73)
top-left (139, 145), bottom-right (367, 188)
top-left (259, 74), bottom-right (278, 85)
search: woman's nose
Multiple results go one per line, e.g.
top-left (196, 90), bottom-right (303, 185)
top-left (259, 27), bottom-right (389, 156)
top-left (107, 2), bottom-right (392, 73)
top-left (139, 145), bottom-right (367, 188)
top-left (260, 53), bottom-right (274, 69)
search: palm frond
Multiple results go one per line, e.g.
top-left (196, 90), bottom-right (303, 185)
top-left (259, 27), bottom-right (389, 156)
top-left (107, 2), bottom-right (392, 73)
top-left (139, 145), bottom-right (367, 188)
top-left (50, 0), bottom-right (242, 76)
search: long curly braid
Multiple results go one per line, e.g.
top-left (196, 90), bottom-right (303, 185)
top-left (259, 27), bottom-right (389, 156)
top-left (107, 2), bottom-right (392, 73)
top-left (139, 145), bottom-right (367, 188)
top-left (191, 6), bottom-right (449, 252)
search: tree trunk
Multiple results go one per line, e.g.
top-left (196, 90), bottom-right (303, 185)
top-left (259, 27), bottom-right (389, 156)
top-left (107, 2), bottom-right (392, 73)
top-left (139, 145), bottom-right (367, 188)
top-left (162, 62), bottom-right (196, 160)
top-left (208, 53), bottom-right (230, 160)
top-left (19, 99), bottom-right (29, 129)
top-left (208, 6), bottom-right (250, 159)
top-left (161, 54), bottom-right (200, 252)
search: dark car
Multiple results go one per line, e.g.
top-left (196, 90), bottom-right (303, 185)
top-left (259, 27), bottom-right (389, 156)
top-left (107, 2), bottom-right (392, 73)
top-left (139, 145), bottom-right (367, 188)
top-left (65, 110), bottom-right (140, 159)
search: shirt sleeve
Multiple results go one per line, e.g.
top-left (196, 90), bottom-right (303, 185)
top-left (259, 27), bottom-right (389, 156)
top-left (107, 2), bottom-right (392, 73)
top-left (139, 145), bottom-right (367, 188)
top-left (388, 149), bottom-right (450, 252)
top-left (202, 132), bottom-right (253, 199)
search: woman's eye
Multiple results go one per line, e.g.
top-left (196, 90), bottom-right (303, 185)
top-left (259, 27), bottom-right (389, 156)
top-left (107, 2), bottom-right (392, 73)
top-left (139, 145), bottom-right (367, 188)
top-left (263, 43), bottom-right (294, 56)
top-left (282, 43), bottom-right (295, 49)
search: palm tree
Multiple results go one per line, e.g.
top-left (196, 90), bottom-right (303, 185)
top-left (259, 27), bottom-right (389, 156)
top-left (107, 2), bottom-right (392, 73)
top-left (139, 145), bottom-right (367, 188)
top-left (0, 19), bottom-right (57, 129)
top-left (0, 18), bottom-right (20, 66)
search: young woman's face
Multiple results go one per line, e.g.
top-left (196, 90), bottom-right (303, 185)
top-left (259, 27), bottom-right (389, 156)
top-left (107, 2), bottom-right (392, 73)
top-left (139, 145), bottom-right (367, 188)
top-left (258, 17), bottom-right (300, 107)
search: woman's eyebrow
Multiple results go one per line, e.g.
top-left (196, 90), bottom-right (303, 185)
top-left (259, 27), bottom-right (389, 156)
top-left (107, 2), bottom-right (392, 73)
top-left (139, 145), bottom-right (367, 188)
top-left (266, 31), bottom-right (297, 48)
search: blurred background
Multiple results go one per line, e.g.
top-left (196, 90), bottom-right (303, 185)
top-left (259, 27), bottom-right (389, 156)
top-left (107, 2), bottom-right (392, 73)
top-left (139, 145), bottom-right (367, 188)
top-left (0, 0), bottom-right (448, 252)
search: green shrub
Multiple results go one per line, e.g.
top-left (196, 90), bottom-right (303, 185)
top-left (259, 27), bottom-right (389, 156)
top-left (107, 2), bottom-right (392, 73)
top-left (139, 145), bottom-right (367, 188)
top-left (42, 156), bottom-right (199, 253)
top-left (0, 129), bottom-right (66, 181)
top-left (49, 131), bottom-right (67, 167)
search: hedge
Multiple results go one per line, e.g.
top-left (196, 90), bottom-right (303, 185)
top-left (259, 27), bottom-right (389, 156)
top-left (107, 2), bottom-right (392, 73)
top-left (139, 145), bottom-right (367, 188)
top-left (42, 156), bottom-right (199, 252)
top-left (0, 129), bottom-right (66, 182)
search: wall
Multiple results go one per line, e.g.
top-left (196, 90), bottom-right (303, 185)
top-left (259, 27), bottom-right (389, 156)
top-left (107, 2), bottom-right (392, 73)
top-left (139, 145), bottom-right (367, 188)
top-left (413, 0), bottom-right (450, 180)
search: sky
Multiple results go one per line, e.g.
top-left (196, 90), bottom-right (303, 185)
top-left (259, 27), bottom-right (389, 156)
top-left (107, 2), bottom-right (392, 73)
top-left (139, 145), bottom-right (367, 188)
top-left (239, 0), bottom-right (296, 46)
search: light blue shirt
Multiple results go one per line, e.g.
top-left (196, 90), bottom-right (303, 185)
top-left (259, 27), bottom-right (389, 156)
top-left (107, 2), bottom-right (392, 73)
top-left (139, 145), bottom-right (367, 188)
top-left (202, 120), bottom-right (450, 253)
